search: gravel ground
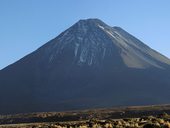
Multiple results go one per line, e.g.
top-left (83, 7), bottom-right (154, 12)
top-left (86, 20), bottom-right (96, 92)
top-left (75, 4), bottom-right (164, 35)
top-left (1, 113), bottom-right (170, 128)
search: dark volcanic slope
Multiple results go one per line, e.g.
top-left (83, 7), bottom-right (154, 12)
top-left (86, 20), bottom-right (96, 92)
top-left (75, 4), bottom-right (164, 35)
top-left (0, 19), bottom-right (170, 114)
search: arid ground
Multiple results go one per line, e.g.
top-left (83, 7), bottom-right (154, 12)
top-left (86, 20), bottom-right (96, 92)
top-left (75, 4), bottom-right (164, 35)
top-left (1, 105), bottom-right (170, 128)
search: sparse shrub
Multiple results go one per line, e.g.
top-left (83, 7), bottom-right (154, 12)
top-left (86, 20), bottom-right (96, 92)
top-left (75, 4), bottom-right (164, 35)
top-left (143, 123), bottom-right (160, 128)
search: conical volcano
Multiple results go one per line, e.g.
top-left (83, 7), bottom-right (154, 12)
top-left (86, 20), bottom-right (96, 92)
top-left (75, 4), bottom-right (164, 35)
top-left (0, 19), bottom-right (170, 114)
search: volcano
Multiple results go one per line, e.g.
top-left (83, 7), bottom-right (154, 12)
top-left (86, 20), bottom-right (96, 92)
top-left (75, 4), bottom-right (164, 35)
top-left (0, 19), bottom-right (170, 114)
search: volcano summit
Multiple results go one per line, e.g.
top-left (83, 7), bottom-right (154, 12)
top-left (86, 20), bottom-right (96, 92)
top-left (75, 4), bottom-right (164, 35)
top-left (0, 19), bottom-right (170, 114)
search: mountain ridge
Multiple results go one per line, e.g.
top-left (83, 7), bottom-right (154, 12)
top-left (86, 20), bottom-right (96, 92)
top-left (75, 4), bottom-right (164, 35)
top-left (2, 19), bottom-right (170, 70)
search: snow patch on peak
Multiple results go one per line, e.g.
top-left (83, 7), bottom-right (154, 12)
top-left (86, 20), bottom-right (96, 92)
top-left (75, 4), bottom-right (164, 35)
top-left (98, 24), bottom-right (105, 30)
top-left (74, 43), bottom-right (80, 57)
top-left (49, 54), bottom-right (55, 63)
top-left (79, 47), bottom-right (88, 63)
top-left (105, 30), bottom-right (116, 39)
top-left (77, 36), bottom-right (83, 41)
top-left (101, 29), bottom-right (129, 48)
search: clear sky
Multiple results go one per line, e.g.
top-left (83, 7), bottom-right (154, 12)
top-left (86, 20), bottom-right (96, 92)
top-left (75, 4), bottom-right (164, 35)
top-left (0, 0), bottom-right (170, 69)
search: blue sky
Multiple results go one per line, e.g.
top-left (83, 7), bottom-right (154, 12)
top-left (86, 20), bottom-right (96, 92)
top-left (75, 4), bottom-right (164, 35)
top-left (0, 0), bottom-right (170, 69)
